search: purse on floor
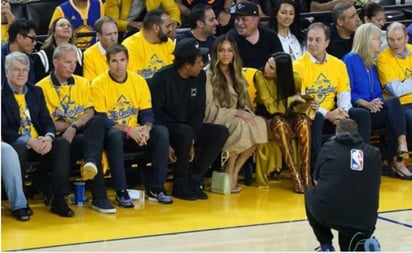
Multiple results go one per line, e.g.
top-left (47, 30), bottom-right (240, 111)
top-left (211, 171), bottom-right (231, 195)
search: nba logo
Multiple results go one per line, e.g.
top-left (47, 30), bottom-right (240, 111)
top-left (350, 149), bottom-right (364, 171)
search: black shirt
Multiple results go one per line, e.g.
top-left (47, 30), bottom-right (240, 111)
top-left (175, 31), bottom-right (216, 64)
top-left (327, 25), bottom-right (354, 59)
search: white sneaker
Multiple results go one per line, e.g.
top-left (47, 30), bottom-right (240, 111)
top-left (81, 162), bottom-right (98, 181)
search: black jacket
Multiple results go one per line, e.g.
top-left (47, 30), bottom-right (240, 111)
top-left (308, 133), bottom-right (381, 231)
top-left (1, 83), bottom-right (55, 144)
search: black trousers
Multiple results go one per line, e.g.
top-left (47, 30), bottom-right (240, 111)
top-left (13, 137), bottom-right (71, 196)
top-left (166, 123), bottom-right (229, 187)
top-left (70, 116), bottom-right (107, 199)
top-left (305, 189), bottom-right (374, 251)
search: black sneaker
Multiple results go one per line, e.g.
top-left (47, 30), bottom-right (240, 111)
top-left (92, 198), bottom-right (116, 213)
top-left (26, 205), bottom-right (33, 216)
top-left (12, 208), bottom-right (30, 221)
top-left (172, 185), bottom-right (197, 200)
top-left (116, 190), bottom-right (134, 208)
top-left (189, 184), bottom-right (208, 200)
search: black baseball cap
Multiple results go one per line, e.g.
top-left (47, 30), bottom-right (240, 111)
top-left (230, 2), bottom-right (258, 16)
top-left (174, 38), bottom-right (209, 61)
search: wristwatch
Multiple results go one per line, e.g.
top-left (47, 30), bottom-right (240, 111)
top-left (71, 123), bottom-right (79, 131)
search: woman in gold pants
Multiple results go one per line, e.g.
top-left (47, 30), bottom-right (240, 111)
top-left (254, 52), bottom-right (316, 193)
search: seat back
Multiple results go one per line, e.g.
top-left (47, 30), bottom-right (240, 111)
top-left (242, 67), bottom-right (259, 109)
top-left (25, 0), bottom-right (66, 36)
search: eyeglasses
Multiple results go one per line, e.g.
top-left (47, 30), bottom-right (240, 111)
top-left (10, 67), bottom-right (29, 74)
top-left (22, 34), bottom-right (36, 43)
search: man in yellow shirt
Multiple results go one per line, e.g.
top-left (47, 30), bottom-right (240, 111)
top-left (91, 44), bottom-right (173, 205)
top-left (37, 43), bottom-right (116, 214)
top-left (265, 22), bottom-right (371, 174)
top-left (376, 21), bottom-right (412, 161)
top-left (122, 9), bottom-right (175, 79)
top-left (83, 16), bottom-right (119, 81)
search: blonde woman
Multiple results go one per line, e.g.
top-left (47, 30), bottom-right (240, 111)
top-left (343, 23), bottom-right (411, 179)
top-left (31, 17), bottom-right (83, 82)
top-left (204, 35), bottom-right (267, 193)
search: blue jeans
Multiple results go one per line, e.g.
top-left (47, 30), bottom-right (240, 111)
top-left (104, 125), bottom-right (169, 192)
top-left (1, 142), bottom-right (28, 210)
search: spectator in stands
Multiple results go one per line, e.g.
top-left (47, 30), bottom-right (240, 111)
top-left (1, 1), bottom-right (15, 43)
top-left (31, 17), bottom-right (83, 82)
top-left (176, 4), bottom-right (218, 64)
top-left (1, 141), bottom-right (32, 221)
top-left (305, 119), bottom-right (381, 251)
top-left (83, 16), bottom-right (119, 80)
top-left (49, 0), bottom-right (104, 50)
top-left (310, 0), bottom-right (355, 12)
top-left (104, 0), bottom-right (181, 35)
top-left (291, 22), bottom-right (371, 174)
top-left (376, 22), bottom-right (412, 176)
top-left (1, 52), bottom-right (74, 218)
top-left (36, 43), bottom-right (117, 213)
top-left (228, 1), bottom-right (283, 69)
top-left (343, 23), bottom-right (411, 180)
top-left (327, 2), bottom-right (360, 59)
top-left (358, 2), bottom-right (387, 51)
top-left (122, 9), bottom-right (175, 79)
top-left (204, 35), bottom-right (267, 193)
top-left (1, 19), bottom-right (37, 85)
top-left (257, 52), bottom-right (315, 193)
top-left (91, 44), bottom-right (173, 205)
top-left (149, 38), bottom-right (229, 200)
top-left (269, 0), bottom-right (305, 61)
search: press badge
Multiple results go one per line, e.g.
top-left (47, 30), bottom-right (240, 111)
top-left (350, 149), bottom-right (364, 171)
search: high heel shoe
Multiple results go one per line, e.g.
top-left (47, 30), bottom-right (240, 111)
top-left (391, 166), bottom-right (412, 180)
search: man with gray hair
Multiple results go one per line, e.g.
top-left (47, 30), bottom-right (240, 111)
top-left (37, 43), bottom-right (116, 214)
top-left (305, 119), bottom-right (381, 251)
top-left (377, 22), bottom-right (412, 179)
top-left (1, 52), bottom-right (74, 217)
top-left (327, 2), bottom-right (360, 59)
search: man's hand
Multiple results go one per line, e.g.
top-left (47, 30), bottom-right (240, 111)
top-left (325, 107), bottom-right (349, 124)
top-left (28, 136), bottom-right (52, 155)
top-left (128, 126), bottom-right (150, 146)
top-left (62, 125), bottom-right (76, 143)
top-left (127, 21), bottom-right (142, 30)
top-left (168, 146), bottom-right (177, 163)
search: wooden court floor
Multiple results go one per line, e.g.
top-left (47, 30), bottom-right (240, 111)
top-left (1, 175), bottom-right (411, 251)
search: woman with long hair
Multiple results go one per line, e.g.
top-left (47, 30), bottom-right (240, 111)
top-left (204, 35), bottom-right (267, 193)
top-left (31, 17), bottom-right (83, 82)
top-left (358, 2), bottom-right (387, 51)
top-left (270, 0), bottom-right (305, 60)
top-left (255, 52), bottom-right (315, 193)
top-left (343, 23), bottom-right (411, 179)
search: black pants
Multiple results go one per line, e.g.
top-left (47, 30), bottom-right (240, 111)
top-left (311, 107), bottom-right (371, 171)
top-left (305, 189), bottom-right (374, 251)
top-left (13, 137), bottom-right (71, 196)
top-left (70, 116), bottom-right (107, 199)
top-left (167, 123), bottom-right (229, 187)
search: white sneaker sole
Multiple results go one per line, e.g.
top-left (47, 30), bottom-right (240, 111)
top-left (91, 205), bottom-right (116, 214)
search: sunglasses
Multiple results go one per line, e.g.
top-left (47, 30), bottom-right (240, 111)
top-left (22, 33), bottom-right (36, 43)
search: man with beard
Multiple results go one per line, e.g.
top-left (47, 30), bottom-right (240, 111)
top-left (122, 9), bottom-right (175, 79)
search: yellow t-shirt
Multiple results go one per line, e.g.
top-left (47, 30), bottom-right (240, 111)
top-left (83, 43), bottom-right (108, 81)
top-left (122, 31), bottom-right (175, 79)
top-left (376, 44), bottom-right (412, 105)
top-left (14, 94), bottom-right (39, 138)
top-left (293, 52), bottom-right (350, 111)
top-left (91, 71), bottom-right (152, 127)
top-left (37, 75), bottom-right (92, 123)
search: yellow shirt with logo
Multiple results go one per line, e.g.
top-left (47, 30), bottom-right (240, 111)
top-left (83, 43), bottom-right (108, 81)
top-left (376, 44), bottom-right (412, 105)
top-left (91, 70), bottom-right (152, 127)
top-left (37, 75), bottom-right (92, 123)
top-left (122, 31), bottom-right (175, 79)
top-left (293, 52), bottom-right (350, 111)
top-left (14, 94), bottom-right (39, 138)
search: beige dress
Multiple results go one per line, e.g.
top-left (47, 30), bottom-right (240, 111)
top-left (204, 69), bottom-right (267, 155)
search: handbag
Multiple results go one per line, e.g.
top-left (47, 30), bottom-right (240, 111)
top-left (287, 94), bottom-right (316, 120)
top-left (211, 171), bottom-right (231, 195)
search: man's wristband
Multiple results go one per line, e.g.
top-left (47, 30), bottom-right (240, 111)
top-left (71, 124), bottom-right (79, 131)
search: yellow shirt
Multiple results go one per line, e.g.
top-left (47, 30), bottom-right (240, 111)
top-left (14, 94), bottom-right (39, 138)
top-left (37, 75), bottom-right (92, 123)
top-left (91, 71), bottom-right (152, 127)
top-left (293, 52), bottom-right (350, 111)
top-left (122, 31), bottom-right (175, 79)
top-left (376, 44), bottom-right (412, 105)
top-left (83, 42), bottom-right (108, 81)
top-left (104, 0), bottom-right (181, 32)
